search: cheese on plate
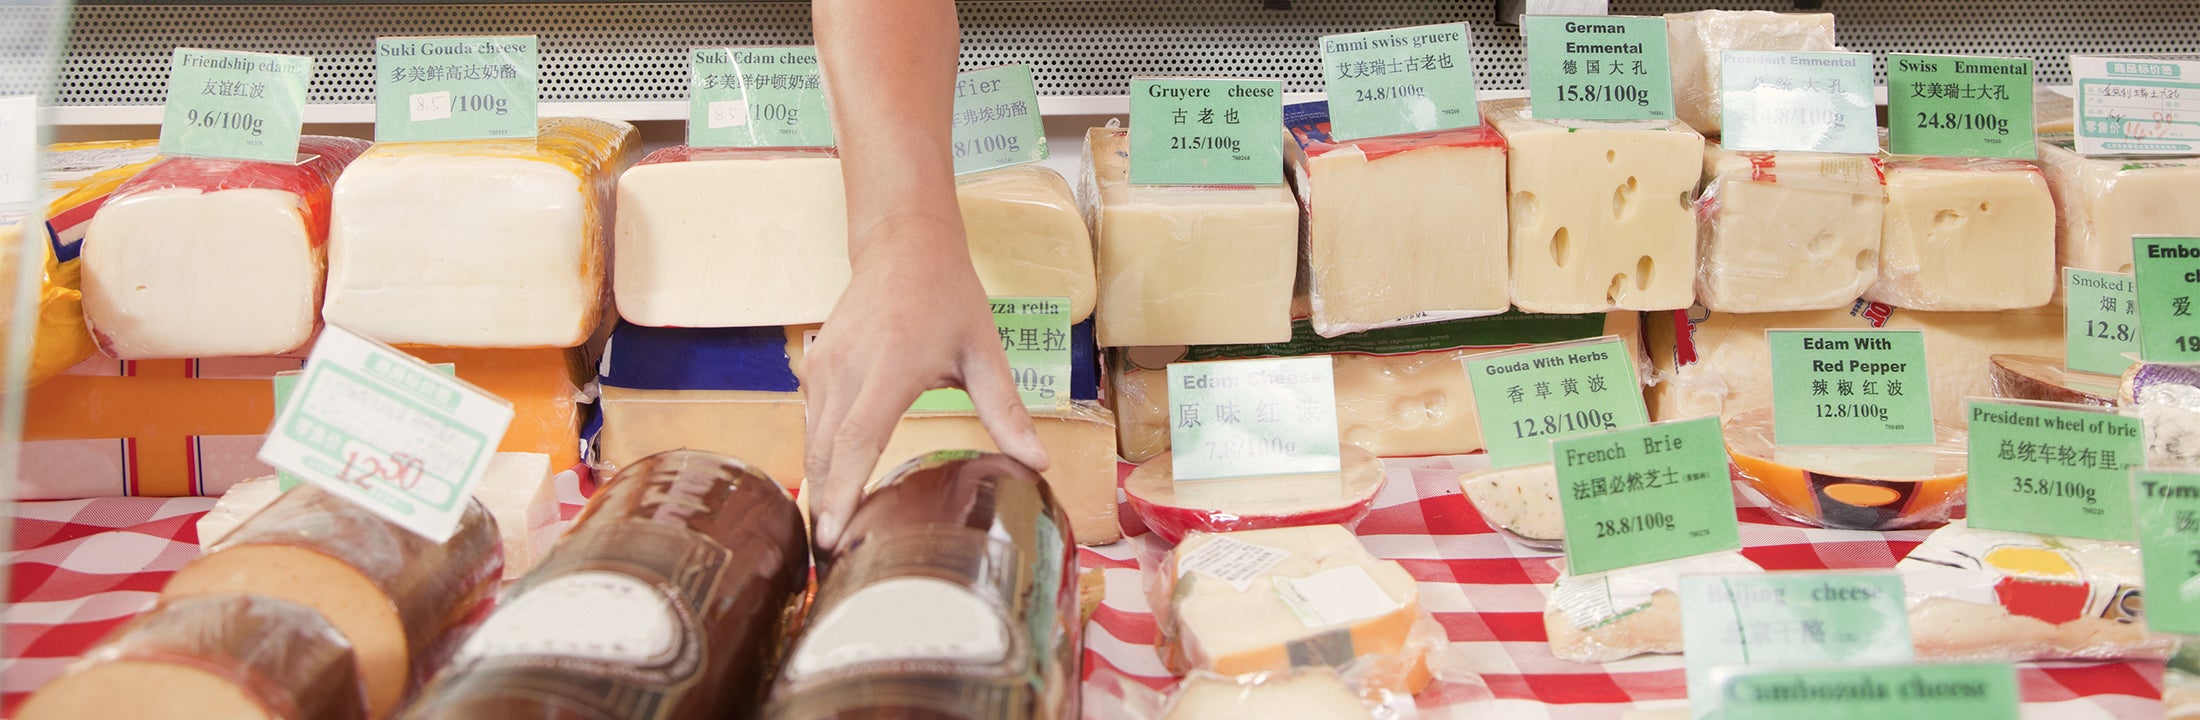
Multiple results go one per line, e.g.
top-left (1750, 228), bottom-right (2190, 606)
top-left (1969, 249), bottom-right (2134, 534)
top-left (958, 164), bottom-right (1098, 323)
top-left (17, 594), bottom-right (367, 720)
top-left (1899, 520), bottom-right (2167, 661)
top-left (1459, 462), bottom-right (1563, 550)
top-left (1126, 445), bottom-right (1386, 545)
top-left (1695, 143), bottom-right (1885, 313)
top-left (1866, 157), bottom-right (2056, 310)
top-left (1724, 406), bottom-right (1968, 530)
top-left (1987, 354), bottom-right (2118, 407)
top-left (2038, 134), bottom-right (2200, 275)
top-left (613, 146), bottom-right (847, 327)
top-left (1663, 10), bottom-right (1840, 135)
top-left (1545, 551), bottom-right (1764, 663)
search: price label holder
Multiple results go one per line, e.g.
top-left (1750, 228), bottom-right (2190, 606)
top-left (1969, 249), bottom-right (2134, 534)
top-left (2066, 268), bottom-right (2141, 376)
top-left (2072, 55), bottom-right (2200, 156)
top-left (909, 296), bottom-right (1072, 412)
top-left (2133, 235), bottom-right (2200, 362)
top-left (1315, 23), bottom-right (1481, 140)
top-left (269, 363), bottom-right (456, 492)
top-left (2134, 468), bottom-right (2200, 635)
top-left (1, 94), bottom-right (35, 219)
top-left (1680, 572), bottom-right (1913, 719)
top-left (1767, 329), bottom-right (1935, 446)
top-left (158, 48), bottom-right (312, 163)
top-left (1965, 399), bottom-right (2142, 541)
top-left (257, 324), bottom-right (514, 542)
top-left (687, 47), bottom-right (831, 148)
top-left (1464, 336), bottom-right (1648, 469)
top-left (1553, 416), bottom-right (1739, 575)
top-left (374, 36), bottom-right (539, 142)
top-left (952, 65), bottom-right (1047, 175)
top-left (1167, 356), bottom-right (1341, 481)
top-left (1521, 15), bottom-right (1674, 122)
top-left (1885, 54), bottom-right (2036, 159)
top-left (1128, 77), bottom-right (1284, 186)
top-left (1718, 50), bottom-right (1877, 154)
top-left (1710, 662), bottom-right (2020, 720)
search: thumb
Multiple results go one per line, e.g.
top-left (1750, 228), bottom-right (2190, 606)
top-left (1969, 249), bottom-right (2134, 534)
top-left (962, 341), bottom-right (1051, 472)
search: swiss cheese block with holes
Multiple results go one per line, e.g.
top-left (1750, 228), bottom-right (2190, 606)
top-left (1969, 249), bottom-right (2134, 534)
top-left (1696, 142), bottom-right (1885, 313)
top-left (2037, 134), bottom-right (2200, 275)
top-left (1866, 157), bottom-right (2056, 311)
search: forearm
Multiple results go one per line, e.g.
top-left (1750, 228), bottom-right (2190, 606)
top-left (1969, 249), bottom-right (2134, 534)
top-left (814, 0), bottom-right (967, 265)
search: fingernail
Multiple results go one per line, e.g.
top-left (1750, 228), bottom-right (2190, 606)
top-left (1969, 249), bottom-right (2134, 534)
top-left (815, 516), bottom-right (840, 553)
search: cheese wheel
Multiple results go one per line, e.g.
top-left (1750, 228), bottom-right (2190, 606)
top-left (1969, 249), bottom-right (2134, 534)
top-left (1987, 354), bottom-right (2118, 407)
top-left (1459, 462), bottom-right (1562, 550)
top-left (1723, 406), bottom-right (1968, 530)
top-left (1126, 445), bottom-right (1385, 544)
top-left (18, 594), bottom-right (367, 720)
top-left (162, 485), bottom-right (501, 718)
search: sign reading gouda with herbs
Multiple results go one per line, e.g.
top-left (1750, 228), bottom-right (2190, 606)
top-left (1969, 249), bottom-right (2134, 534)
top-left (2134, 469), bottom-right (2200, 636)
top-left (1129, 78), bottom-right (1283, 186)
top-left (1554, 416), bottom-right (1739, 575)
top-left (688, 46), bottom-right (832, 148)
top-left (1711, 662), bottom-right (2021, 720)
top-left (374, 35), bottom-right (539, 143)
top-left (1168, 356), bottom-right (1341, 481)
top-left (159, 48), bottom-right (312, 163)
top-left (1464, 336), bottom-right (1649, 469)
top-left (1768, 330), bottom-right (1935, 447)
top-left (2132, 236), bottom-right (2200, 362)
top-left (1523, 15), bottom-right (1674, 122)
top-left (1681, 572), bottom-right (1913, 719)
top-left (1317, 23), bottom-right (1481, 140)
top-left (1964, 400), bottom-right (2141, 541)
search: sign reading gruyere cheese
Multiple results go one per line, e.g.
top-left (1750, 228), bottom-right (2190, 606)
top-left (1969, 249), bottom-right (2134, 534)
top-left (1129, 77), bottom-right (1284, 186)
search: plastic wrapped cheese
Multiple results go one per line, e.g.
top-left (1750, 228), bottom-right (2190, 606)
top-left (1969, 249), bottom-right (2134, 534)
top-left (1725, 406), bottom-right (1969, 530)
top-left (871, 401), bottom-right (1120, 545)
top-left (1081, 127), bottom-right (1298, 347)
top-left (82, 136), bottom-right (370, 358)
top-left (2038, 134), bottom-right (2200, 275)
top-left (1485, 99), bottom-right (1702, 313)
top-left (1459, 462), bottom-right (1563, 550)
top-left (2119, 362), bottom-right (2200, 468)
top-left (326, 117), bottom-right (639, 348)
top-left (1866, 157), bottom-right (2056, 311)
top-left (1285, 101), bottom-right (1509, 337)
top-left (1663, 10), bottom-right (1840, 135)
top-left (1695, 143), bottom-right (1886, 313)
top-left (467, 452), bottom-right (559, 581)
top-left (194, 475), bottom-right (284, 549)
top-left (613, 146), bottom-right (847, 327)
top-left (17, 140), bottom-right (163, 384)
top-left (17, 594), bottom-right (367, 720)
top-left (1987, 354), bottom-right (2119, 407)
top-left (1161, 669), bottom-right (1376, 720)
top-left (1899, 520), bottom-right (2168, 661)
top-left (1545, 552), bottom-right (1764, 663)
top-left (958, 164), bottom-right (1098, 323)
top-left (1126, 445), bottom-right (1385, 545)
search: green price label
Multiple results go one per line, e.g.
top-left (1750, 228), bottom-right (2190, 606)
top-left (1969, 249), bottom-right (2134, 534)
top-left (1128, 78), bottom-right (1284, 186)
top-left (1554, 416), bottom-right (1739, 575)
top-left (1768, 330), bottom-right (1936, 446)
top-left (1719, 50), bottom-right (1878, 154)
top-left (688, 47), bottom-right (832, 148)
top-left (1965, 400), bottom-right (2141, 541)
top-left (1711, 662), bottom-right (2021, 720)
top-left (1167, 356), bottom-right (1341, 481)
top-left (2135, 469), bottom-right (2200, 636)
top-left (2133, 236), bottom-right (2200, 362)
top-left (1465, 336), bottom-right (1649, 469)
top-left (158, 48), bottom-right (312, 163)
top-left (272, 363), bottom-right (457, 492)
top-left (952, 65), bottom-right (1047, 175)
top-left (1886, 54), bottom-right (2035, 159)
top-left (374, 36), bottom-right (539, 143)
top-left (2071, 55), bottom-right (2200, 156)
top-left (1522, 15), bottom-right (1674, 122)
top-left (911, 296), bottom-right (1072, 413)
top-left (1316, 23), bottom-right (1481, 140)
top-left (1681, 572), bottom-right (1913, 719)
top-left (2065, 268), bottom-right (2141, 376)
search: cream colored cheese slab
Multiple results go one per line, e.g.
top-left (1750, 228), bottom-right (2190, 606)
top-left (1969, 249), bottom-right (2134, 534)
top-left (82, 188), bottom-right (320, 358)
top-left (958, 165), bottom-right (1098, 323)
top-left (1696, 143), bottom-right (1885, 312)
top-left (613, 150), bottom-right (848, 327)
top-left (1664, 10), bottom-right (1840, 135)
top-left (1867, 159), bottom-right (2056, 311)
top-left (2038, 136), bottom-right (2200, 275)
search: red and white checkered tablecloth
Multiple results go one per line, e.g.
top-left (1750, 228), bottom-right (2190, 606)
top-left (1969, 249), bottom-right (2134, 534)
top-left (4, 457), bottom-right (2168, 718)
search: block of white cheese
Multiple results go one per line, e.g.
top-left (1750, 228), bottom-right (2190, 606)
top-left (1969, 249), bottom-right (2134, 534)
top-left (613, 146), bottom-right (848, 327)
top-left (1695, 143), bottom-right (1885, 312)
top-left (1987, 354), bottom-right (2119, 407)
top-left (1544, 552), bottom-right (1764, 663)
top-left (1163, 669), bottom-right (1374, 720)
top-left (1899, 520), bottom-right (2168, 661)
top-left (1645, 301), bottom-right (2063, 428)
top-left (81, 136), bottom-right (371, 359)
top-left (469, 452), bottom-right (559, 580)
top-left (326, 117), bottom-right (639, 348)
top-left (1485, 99), bottom-right (1702, 313)
top-left (1081, 127), bottom-right (1299, 346)
top-left (958, 164), bottom-right (1098, 323)
top-left (162, 485), bottom-right (501, 718)
top-left (594, 322), bottom-right (813, 487)
top-left (869, 401), bottom-right (1120, 545)
top-left (1663, 10), bottom-right (1840, 135)
top-left (1459, 463), bottom-right (1562, 550)
top-left (17, 594), bottom-right (367, 720)
top-left (1126, 445), bottom-right (1385, 545)
top-left (1285, 101), bottom-right (1510, 337)
top-left (2038, 135), bottom-right (2200, 275)
top-left (1866, 157), bottom-right (2056, 311)
top-left (194, 475), bottom-right (284, 549)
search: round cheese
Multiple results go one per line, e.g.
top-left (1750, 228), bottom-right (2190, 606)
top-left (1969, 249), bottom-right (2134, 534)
top-left (1126, 445), bottom-right (1385, 544)
top-left (1724, 406), bottom-right (1967, 530)
top-left (18, 594), bottom-right (367, 720)
top-left (1987, 354), bottom-right (2118, 407)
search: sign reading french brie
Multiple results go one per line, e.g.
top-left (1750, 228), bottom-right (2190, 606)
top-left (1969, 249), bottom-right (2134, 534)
top-left (1718, 50), bottom-right (1877, 154)
top-left (1317, 23), bottom-right (1481, 140)
top-left (374, 35), bottom-right (540, 142)
top-left (1167, 356), bottom-right (1341, 481)
top-left (1465, 336), bottom-right (1649, 469)
top-left (1767, 330), bottom-right (1935, 446)
top-left (1129, 77), bottom-right (1284, 186)
top-left (687, 46), bottom-right (832, 148)
top-left (1554, 416), bottom-right (1739, 575)
top-left (159, 48), bottom-right (312, 163)
top-left (1522, 15), bottom-right (1674, 122)
top-left (951, 65), bottom-right (1048, 175)
top-left (1886, 53), bottom-right (2036, 159)
top-left (1681, 572), bottom-right (1913, 719)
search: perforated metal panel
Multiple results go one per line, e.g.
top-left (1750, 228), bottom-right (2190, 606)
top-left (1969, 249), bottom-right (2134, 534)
top-left (47, 1), bottom-right (2200, 108)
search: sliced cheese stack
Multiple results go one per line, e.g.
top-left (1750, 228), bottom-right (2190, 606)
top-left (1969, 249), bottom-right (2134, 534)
top-left (2038, 135), bottom-right (2200, 274)
top-left (1663, 10), bottom-right (1840, 135)
top-left (1867, 157), bottom-right (2056, 310)
top-left (162, 485), bottom-right (501, 718)
top-left (1724, 406), bottom-right (1968, 530)
top-left (17, 594), bottom-right (367, 720)
top-left (1900, 520), bottom-right (2166, 661)
top-left (22, 140), bottom-right (163, 384)
top-left (1485, 99), bottom-right (1702, 313)
top-left (958, 164), bottom-right (1099, 322)
top-left (1285, 101), bottom-right (1510, 337)
top-left (613, 146), bottom-right (848, 327)
top-left (1545, 552), bottom-right (1763, 663)
top-left (1082, 127), bottom-right (1299, 346)
top-left (1155, 526), bottom-right (1427, 694)
top-left (1987, 354), bottom-right (2118, 407)
top-left (326, 118), bottom-right (639, 347)
top-left (594, 322), bottom-right (812, 487)
top-left (1162, 669), bottom-right (1375, 720)
top-left (1126, 445), bottom-right (1386, 544)
top-left (82, 136), bottom-right (370, 359)
top-left (1459, 463), bottom-right (1562, 550)
top-left (872, 402), bottom-right (1121, 544)
top-left (467, 452), bottom-right (559, 580)
top-left (1695, 143), bottom-right (1885, 312)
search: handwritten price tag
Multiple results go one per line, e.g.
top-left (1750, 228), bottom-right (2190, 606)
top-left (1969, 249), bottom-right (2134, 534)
top-left (2072, 56), bottom-right (2200, 156)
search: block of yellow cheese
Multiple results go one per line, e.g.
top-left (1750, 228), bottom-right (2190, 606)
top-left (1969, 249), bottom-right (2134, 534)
top-left (2038, 134), bottom-right (2200, 275)
top-left (958, 164), bottom-right (1098, 323)
top-left (612, 146), bottom-right (847, 327)
top-left (1866, 157), bottom-right (2056, 311)
top-left (17, 594), bottom-right (367, 720)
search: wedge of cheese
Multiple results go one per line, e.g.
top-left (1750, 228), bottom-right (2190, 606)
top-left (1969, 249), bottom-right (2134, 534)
top-left (1459, 462), bottom-right (1563, 550)
top-left (1663, 10), bottom-right (1840, 135)
top-left (613, 146), bottom-right (847, 327)
top-left (1082, 127), bottom-right (1298, 346)
top-left (1900, 520), bottom-right (2167, 661)
top-left (1988, 354), bottom-right (2118, 407)
top-left (20, 140), bottom-right (163, 384)
top-left (2119, 362), bottom-right (2200, 468)
top-left (1286, 101), bottom-right (1509, 337)
top-left (1127, 445), bottom-right (1385, 545)
top-left (1696, 143), bottom-right (1885, 313)
top-left (958, 164), bottom-right (1098, 323)
top-left (1163, 669), bottom-right (1374, 720)
top-left (1486, 99), bottom-right (1701, 313)
top-left (2038, 134), bottom-right (2200, 275)
top-left (1725, 406), bottom-right (1968, 530)
top-left (1867, 157), bottom-right (2056, 310)
top-left (194, 475), bottom-right (284, 548)
top-left (326, 118), bottom-right (639, 348)
top-left (870, 401), bottom-right (1120, 545)
top-left (17, 594), bottom-right (367, 720)
top-left (162, 485), bottom-right (502, 718)
top-left (1544, 552), bottom-right (1763, 663)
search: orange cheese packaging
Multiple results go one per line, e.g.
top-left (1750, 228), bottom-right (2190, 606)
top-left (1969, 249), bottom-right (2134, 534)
top-left (13, 140), bottom-right (163, 386)
top-left (1722, 406), bottom-right (1969, 530)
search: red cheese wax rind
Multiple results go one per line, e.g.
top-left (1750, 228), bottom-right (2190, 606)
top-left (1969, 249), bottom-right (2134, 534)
top-left (1288, 118), bottom-right (1506, 162)
top-left (635, 144), bottom-right (839, 167)
top-left (1124, 446), bottom-right (1385, 545)
top-left (107, 136), bottom-right (372, 249)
